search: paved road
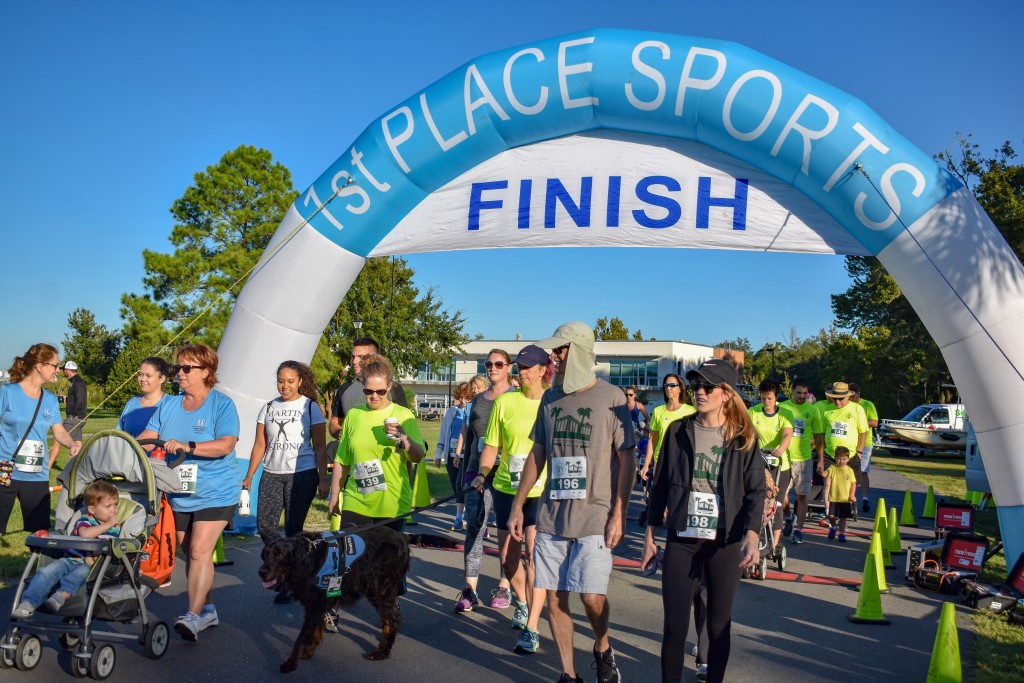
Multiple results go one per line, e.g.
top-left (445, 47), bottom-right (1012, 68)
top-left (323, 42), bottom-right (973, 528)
top-left (2, 465), bottom-right (973, 682)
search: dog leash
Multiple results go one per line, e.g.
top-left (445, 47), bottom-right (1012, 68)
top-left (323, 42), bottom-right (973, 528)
top-left (327, 493), bottom-right (457, 537)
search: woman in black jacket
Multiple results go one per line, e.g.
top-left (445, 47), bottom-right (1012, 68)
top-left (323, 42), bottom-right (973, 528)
top-left (641, 359), bottom-right (766, 683)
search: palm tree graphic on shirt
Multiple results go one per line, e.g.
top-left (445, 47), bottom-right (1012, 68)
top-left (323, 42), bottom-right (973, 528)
top-left (552, 406), bottom-right (594, 447)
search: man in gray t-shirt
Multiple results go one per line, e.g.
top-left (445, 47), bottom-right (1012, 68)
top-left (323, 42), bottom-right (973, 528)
top-left (509, 322), bottom-right (634, 683)
top-left (328, 338), bottom-right (408, 439)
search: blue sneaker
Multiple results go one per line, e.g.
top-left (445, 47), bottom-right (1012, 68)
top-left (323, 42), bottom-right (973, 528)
top-left (782, 515), bottom-right (794, 538)
top-left (827, 526), bottom-right (837, 540)
top-left (514, 626), bottom-right (540, 653)
top-left (792, 529), bottom-right (804, 544)
top-left (511, 599), bottom-right (528, 629)
top-left (838, 533), bottom-right (847, 543)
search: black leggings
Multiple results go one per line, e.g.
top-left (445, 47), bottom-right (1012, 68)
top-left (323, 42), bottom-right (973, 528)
top-left (661, 538), bottom-right (742, 683)
top-left (445, 457), bottom-right (463, 504)
top-left (0, 479), bottom-right (51, 534)
top-left (256, 469), bottom-right (319, 546)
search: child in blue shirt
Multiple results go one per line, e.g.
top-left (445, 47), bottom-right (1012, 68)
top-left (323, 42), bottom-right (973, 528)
top-left (13, 480), bottom-right (122, 617)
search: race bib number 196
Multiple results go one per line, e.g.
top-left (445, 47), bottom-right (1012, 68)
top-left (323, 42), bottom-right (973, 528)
top-left (549, 456), bottom-right (587, 500)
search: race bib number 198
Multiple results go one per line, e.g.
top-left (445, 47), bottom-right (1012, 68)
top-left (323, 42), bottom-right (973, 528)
top-left (676, 492), bottom-right (720, 540)
top-left (549, 456), bottom-right (587, 500)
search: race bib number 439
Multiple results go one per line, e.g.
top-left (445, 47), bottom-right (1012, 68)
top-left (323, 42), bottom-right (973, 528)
top-left (549, 456), bottom-right (587, 500)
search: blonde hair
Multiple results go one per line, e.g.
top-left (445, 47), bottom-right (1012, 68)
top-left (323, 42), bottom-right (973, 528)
top-left (358, 354), bottom-right (394, 385)
top-left (84, 480), bottom-right (120, 508)
top-left (469, 374), bottom-right (488, 392)
top-left (720, 386), bottom-right (758, 452)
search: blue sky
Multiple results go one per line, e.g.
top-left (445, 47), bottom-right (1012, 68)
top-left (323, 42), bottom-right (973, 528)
top-left (2, 1), bottom-right (1021, 367)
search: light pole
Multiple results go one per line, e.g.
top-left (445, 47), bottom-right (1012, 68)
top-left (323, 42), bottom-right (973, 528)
top-left (353, 319), bottom-right (363, 337)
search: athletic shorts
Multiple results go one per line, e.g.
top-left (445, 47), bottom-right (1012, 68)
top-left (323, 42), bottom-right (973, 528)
top-left (533, 532), bottom-right (612, 594)
top-left (63, 417), bottom-right (86, 441)
top-left (491, 489), bottom-right (539, 531)
top-left (859, 445), bottom-right (873, 473)
top-left (828, 502), bottom-right (853, 519)
top-left (789, 459), bottom-right (814, 497)
top-left (172, 504), bottom-right (236, 533)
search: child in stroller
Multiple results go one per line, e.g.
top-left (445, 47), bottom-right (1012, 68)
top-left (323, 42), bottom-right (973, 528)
top-left (12, 481), bottom-right (122, 618)
top-left (742, 450), bottom-right (787, 580)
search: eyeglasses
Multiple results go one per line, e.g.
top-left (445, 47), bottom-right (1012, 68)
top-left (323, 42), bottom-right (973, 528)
top-left (362, 388), bottom-right (389, 397)
top-left (172, 364), bottom-right (206, 374)
top-left (484, 361), bottom-right (509, 369)
top-left (551, 344), bottom-right (570, 356)
top-left (689, 381), bottom-right (720, 394)
top-left (662, 382), bottom-right (681, 389)
top-left (40, 362), bottom-right (59, 369)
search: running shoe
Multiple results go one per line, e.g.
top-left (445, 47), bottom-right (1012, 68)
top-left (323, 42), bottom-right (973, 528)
top-left (696, 663), bottom-right (708, 681)
top-left (198, 606), bottom-right (219, 630)
top-left (838, 533), bottom-right (847, 543)
top-left (323, 609), bottom-right (340, 633)
top-left (12, 601), bottom-right (35, 619)
top-left (453, 587), bottom-right (479, 613)
top-left (557, 674), bottom-right (583, 683)
top-left (451, 515), bottom-right (464, 531)
top-left (792, 529), bottom-right (804, 544)
top-left (514, 626), bottom-right (540, 653)
top-left (511, 599), bottom-right (529, 629)
top-left (827, 526), bottom-right (837, 540)
top-left (490, 586), bottom-right (511, 609)
top-left (593, 646), bottom-right (621, 683)
top-left (44, 593), bottom-right (67, 612)
top-left (174, 612), bottom-right (202, 641)
top-left (861, 498), bottom-right (871, 513)
top-left (782, 515), bottom-right (794, 538)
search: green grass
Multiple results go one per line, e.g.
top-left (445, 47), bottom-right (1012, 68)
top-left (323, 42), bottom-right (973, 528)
top-left (873, 448), bottom-right (1023, 683)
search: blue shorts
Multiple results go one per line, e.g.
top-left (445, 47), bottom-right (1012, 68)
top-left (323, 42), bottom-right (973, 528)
top-left (533, 532), bottom-right (612, 594)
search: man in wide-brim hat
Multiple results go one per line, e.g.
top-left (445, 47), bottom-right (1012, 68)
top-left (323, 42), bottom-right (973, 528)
top-left (815, 382), bottom-right (869, 485)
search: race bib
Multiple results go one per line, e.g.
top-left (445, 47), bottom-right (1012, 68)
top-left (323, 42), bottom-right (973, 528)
top-left (448, 437), bottom-right (459, 454)
top-left (14, 440), bottom-right (45, 473)
top-left (676, 492), bottom-right (720, 539)
top-left (831, 421), bottom-right (849, 438)
top-left (178, 463), bottom-right (198, 494)
top-left (477, 436), bottom-right (485, 453)
top-left (793, 418), bottom-right (806, 438)
top-left (352, 459), bottom-right (388, 494)
top-left (549, 456), bottom-right (587, 500)
top-left (508, 454), bottom-right (528, 489)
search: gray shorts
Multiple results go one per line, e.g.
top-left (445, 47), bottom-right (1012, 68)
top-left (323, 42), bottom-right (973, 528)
top-left (790, 458), bottom-right (813, 497)
top-left (533, 532), bottom-right (612, 594)
top-left (860, 445), bottom-right (873, 473)
top-left (63, 417), bottom-right (86, 441)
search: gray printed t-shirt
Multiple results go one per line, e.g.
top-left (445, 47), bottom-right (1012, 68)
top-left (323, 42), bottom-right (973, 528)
top-left (531, 379), bottom-right (636, 538)
top-left (691, 421), bottom-right (726, 529)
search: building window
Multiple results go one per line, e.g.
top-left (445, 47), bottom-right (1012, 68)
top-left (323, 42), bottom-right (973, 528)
top-left (416, 362), bottom-right (454, 383)
top-left (607, 359), bottom-right (658, 387)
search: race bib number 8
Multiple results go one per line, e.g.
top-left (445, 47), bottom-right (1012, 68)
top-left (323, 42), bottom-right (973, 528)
top-left (549, 456), bottom-right (587, 500)
top-left (352, 459), bottom-right (388, 494)
top-left (178, 463), bottom-right (198, 494)
top-left (676, 492), bottom-right (720, 540)
top-left (15, 440), bottom-right (45, 473)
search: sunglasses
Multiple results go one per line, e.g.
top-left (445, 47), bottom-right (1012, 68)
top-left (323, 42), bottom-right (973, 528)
top-left (551, 344), bottom-right (570, 355)
top-left (484, 361), bottom-right (509, 369)
top-left (689, 381), bottom-right (721, 394)
top-left (625, 393), bottom-right (635, 397)
top-left (172, 364), bottom-right (206, 374)
top-left (662, 382), bottom-right (681, 389)
top-left (362, 388), bottom-right (389, 397)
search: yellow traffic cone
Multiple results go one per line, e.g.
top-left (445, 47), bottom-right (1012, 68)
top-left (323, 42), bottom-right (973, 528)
top-left (212, 534), bottom-right (233, 567)
top-left (887, 506), bottom-right (904, 555)
top-left (922, 485), bottom-right (937, 519)
top-left (862, 532), bottom-right (890, 593)
top-left (925, 602), bottom-right (962, 682)
top-left (875, 527), bottom-right (894, 569)
top-left (873, 499), bottom-right (888, 537)
top-left (900, 490), bottom-right (917, 526)
top-left (849, 553), bottom-right (891, 624)
top-left (876, 497), bottom-right (888, 526)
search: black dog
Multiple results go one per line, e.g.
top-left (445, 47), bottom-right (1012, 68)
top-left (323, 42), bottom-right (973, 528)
top-left (258, 526), bottom-right (455, 673)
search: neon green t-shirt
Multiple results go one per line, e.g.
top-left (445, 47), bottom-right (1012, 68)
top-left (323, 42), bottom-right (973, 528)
top-left (336, 403), bottom-right (424, 518)
top-left (748, 404), bottom-right (794, 471)
top-left (819, 401), bottom-right (868, 456)
top-left (485, 391), bottom-right (546, 497)
top-left (855, 398), bottom-right (878, 447)
top-left (778, 399), bottom-right (821, 463)
top-left (825, 463), bottom-right (857, 503)
top-left (648, 403), bottom-right (697, 464)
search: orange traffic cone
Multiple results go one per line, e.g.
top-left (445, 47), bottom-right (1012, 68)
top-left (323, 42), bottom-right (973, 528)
top-left (925, 602), bottom-right (962, 682)
top-left (848, 553), bottom-right (891, 624)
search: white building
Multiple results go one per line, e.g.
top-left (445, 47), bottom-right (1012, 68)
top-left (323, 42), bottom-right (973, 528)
top-left (404, 339), bottom-right (746, 414)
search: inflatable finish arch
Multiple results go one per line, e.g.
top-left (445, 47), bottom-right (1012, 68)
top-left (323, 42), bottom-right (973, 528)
top-left (218, 29), bottom-right (1024, 560)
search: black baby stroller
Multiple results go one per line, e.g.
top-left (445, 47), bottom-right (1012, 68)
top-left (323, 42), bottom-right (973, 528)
top-left (2, 429), bottom-right (180, 679)
top-left (742, 450), bottom-right (787, 580)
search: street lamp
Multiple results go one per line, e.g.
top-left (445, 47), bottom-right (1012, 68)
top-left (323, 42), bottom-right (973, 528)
top-left (353, 319), bottom-right (363, 336)
top-left (757, 344), bottom-right (777, 380)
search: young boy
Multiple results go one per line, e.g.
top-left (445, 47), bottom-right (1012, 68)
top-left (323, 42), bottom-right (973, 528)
top-left (13, 480), bottom-right (122, 617)
top-left (824, 447), bottom-right (857, 543)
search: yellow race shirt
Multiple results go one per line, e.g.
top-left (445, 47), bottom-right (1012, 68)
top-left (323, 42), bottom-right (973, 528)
top-left (486, 391), bottom-right (546, 497)
top-left (819, 402), bottom-right (868, 456)
top-left (336, 403), bottom-right (423, 518)
top-left (855, 398), bottom-right (878, 447)
top-left (826, 463), bottom-right (857, 503)
top-left (748, 404), bottom-right (795, 471)
top-left (779, 399), bottom-right (822, 463)
top-left (648, 403), bottom-right (697, 464)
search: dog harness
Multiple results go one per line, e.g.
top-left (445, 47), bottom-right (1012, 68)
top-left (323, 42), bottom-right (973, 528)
top-left (316, 531), bottom-right (366, 597)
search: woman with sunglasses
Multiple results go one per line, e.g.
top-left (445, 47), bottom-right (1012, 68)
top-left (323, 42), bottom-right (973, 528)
top-left (117, 356), bottom-right (172, 437)
top-left (469, 345), bottom-right (552, 650)
top-left (642, 359), bottom-right (765, 683)
top-left (137, 344), bottom-right (241, 642)
top-left (1, 344), bottom-right (82, 543)
top-left (640, 374), bottom-right (695, 484)
top-left (453, 349), bottom-right (514, 613)
top-left (328, 355), bottom-right (424, 531)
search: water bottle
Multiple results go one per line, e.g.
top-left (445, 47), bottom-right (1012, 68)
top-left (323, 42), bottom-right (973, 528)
top-left (238, 488), bottom-right (251, 516)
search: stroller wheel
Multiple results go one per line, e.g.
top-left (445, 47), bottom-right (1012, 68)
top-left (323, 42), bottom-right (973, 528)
top-left (14, 634), bottom-right (42, 671)
top-left (741, 566), bottom-right (750, 580)
top-left (89, 644), bottom-right (116, 680)
top-left (756, 556), bottom-right (768, 581)
top-left (144, 621), bottom-right (170, 659)
top-left (777, 544), bottom-right (787, 571)
top-left (60, 633), bottom-right (81, 651)
top-left (0, 631), bottom-right (17, 669)
top-left (70, 649), bottom-right (90, 678)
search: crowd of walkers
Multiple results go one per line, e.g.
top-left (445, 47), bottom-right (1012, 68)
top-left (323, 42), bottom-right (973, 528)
top-left (3, 328), bottom-right (880, 682)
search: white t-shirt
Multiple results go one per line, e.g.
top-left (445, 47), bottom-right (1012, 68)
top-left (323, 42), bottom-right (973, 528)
top-left (256, 397), bottom-right (325, 474)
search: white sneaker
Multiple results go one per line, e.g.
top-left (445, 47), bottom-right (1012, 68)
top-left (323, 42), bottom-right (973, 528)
top-left (12, 601), bottom-right (35, 619)
top-left (174, 612), bottom-right (202, 641)
top-left (696, 663), bottom-right (708, 681)
top-left (197, 606), bottom-right (219, 630)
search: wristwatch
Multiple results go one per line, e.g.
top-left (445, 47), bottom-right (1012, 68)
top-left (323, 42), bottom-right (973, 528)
top-left (188, 441), bottom-right (197, 454)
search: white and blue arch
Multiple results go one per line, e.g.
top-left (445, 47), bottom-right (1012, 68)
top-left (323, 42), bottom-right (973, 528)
top-left (218, 29), bottom-right (1024, 559)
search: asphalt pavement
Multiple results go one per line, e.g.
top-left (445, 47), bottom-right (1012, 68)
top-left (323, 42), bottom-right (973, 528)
top-left (1, 465), bottom-right (975, 682)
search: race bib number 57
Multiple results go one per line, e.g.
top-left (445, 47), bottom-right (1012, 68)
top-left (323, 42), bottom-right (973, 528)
top-left (549, 456), bottom-right (587, 500)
